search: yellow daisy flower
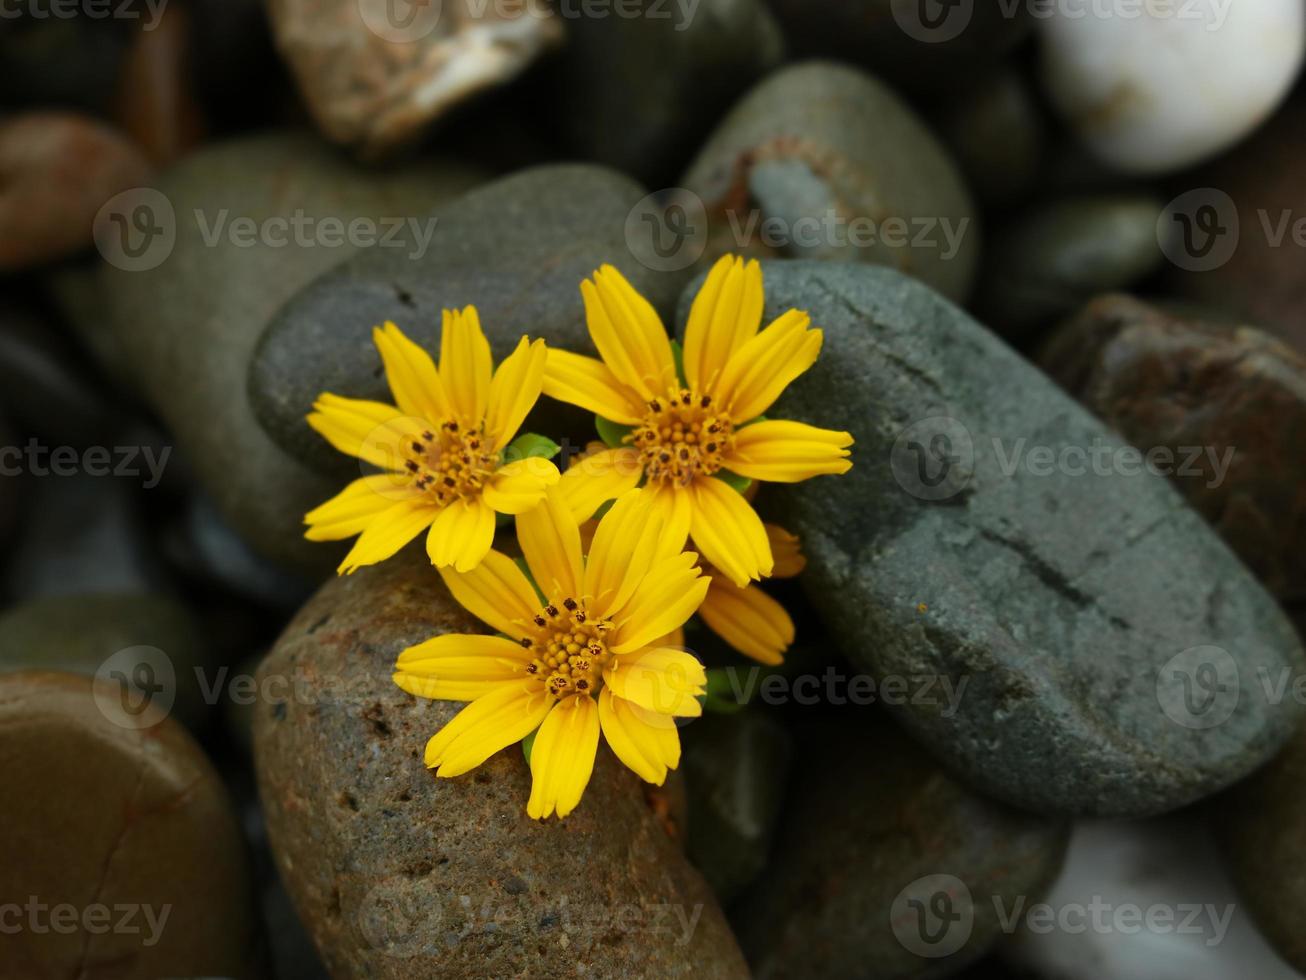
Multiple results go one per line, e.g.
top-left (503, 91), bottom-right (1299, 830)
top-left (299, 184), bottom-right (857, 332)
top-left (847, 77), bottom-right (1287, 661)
top-left (394, 487), bottom-right (710, 819)
top-left (304, 309), bottom-right (559, 575)
top-left (696, 524), bottom-right (806, 666)
top-left (543, 254), bottom-right (853, 587)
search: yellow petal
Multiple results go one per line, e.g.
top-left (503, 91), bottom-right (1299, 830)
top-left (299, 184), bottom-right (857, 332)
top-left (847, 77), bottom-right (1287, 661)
top-left (682, 255), bottom-right (764, 394)
top-left (307, 393), bottom-right (423, 470)
top-left (645, 484), bottom-right (693, 557)
top-left (698, 578), bottom-right (793, 666)
top-left (715, 309), bottom-right (823, 422)
top-left (337, 498), bottom-right (438, 574)
top-left (541, 348), bottom-right (645, 425)
top-left (485, 336), bottom-right (547, 446)
top-left (557, 447), bottom-right (643, 524)
top-left (438, 550), bottom-right (542, 640)
top-left (581, 265), bottom-right (677, 400)
top-left (424, 680), bottom-right (552, 777)
top-left (372, 321), bottom-right (454, 423)
top-left (688, 477), bottom-right (773, 586)
top-left (583, 488), bottom-right (665, 620)
top-left (609, 553), bottom-right (710, 655)
top-left (598, 687), bottom-right (681, 785)
top-left (304, 474), bottom-right (420, 541)
top-left (425, 497), bottom-right (496, 572)
top-left (766, 524), bottom-right (806, 579)
top-left (482, 457), bottom-right (561, 515)
top-left (603, 647), bottom-right (705, 717)
top-left (726, 420), bottom-right (854, 482)
top-left (439, 307), bottom-right (493, 422)
top-left (394, 634), bottom-right (533, 701)
top-left (516, 486), bottom-right (583, 601)
top-left (526, 694), bottom-right (601, 820)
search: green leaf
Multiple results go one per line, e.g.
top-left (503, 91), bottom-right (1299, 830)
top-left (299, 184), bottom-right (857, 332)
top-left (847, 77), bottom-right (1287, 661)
top-left (714, 469), bottom-right (752, 495)
top-left (504, 432), bottom-right (561, 463)
top-left (595, 415), bottom-right (634, 449)
top-left (591, 498), bottom-right (616, 523)
top-left (521, 727), bottom-right (539, 765)
top-left (670, 339), bottom-right (687, 386)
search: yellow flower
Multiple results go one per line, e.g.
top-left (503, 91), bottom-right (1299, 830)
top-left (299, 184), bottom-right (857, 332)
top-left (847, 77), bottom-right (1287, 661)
top-left (394, 487), bottom-right (710, 819)
top-left (696, 524), bottom-right (806, 666)
top-left (304, 309), bottom-right (558, 575)
top-left (542, 255), bottom-right (853, 587)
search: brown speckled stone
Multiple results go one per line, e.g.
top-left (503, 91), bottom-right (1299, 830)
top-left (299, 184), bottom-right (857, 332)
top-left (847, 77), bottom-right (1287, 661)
top-left (253, 549), bottom-right (748, 978)
top-left (0, 670), bottom-right (256, 978)
top-left (1041, 294), bottom-right (1306, 601)
top-left (0, 112), bottom-right (151, 270)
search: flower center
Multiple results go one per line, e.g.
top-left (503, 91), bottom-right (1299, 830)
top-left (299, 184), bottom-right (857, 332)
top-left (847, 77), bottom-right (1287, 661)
top-left (522, 597), bottom-right (613, 701)
top-left (632, 388), bottom-right (734, 487)
top-left (402, 419), bottom-right (498, 504)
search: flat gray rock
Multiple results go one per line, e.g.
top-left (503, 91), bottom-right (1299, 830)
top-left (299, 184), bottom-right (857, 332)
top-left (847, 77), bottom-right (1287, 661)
top-left (680, 260), bottom-right (1305, 817)
top-left (251, 164), bottom-right (688, 472)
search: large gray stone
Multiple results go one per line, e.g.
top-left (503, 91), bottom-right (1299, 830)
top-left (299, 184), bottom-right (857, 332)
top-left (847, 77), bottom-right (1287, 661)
top-left (678, 260), bottom-right (1305, 817)
top-left (250, 164), bottom-right (688, 473)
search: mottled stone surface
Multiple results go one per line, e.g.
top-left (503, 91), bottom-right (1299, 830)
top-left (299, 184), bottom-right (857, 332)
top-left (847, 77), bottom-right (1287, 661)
top-left (555, 0), bottom-right (783, 184)
top-left (269, 0), bottom-right (563, 157)
top-left (680, 260), bottom-right (1305, 817)
top-left (766, 0), bottom-right (1031, 97)
top-left (734, 713), bottom-right (1068, 979)
top-left (0, 112), bottom-right (151, 270)
top-left (1217, 721), bottom-right (1306, 974)
top-left (0, 593), bottom-right (213, 731)
top-left (0, 671), bottom-right (255, 977)
top-left (92, 132), bottom-right (481, 576)
top-left (250, 164), bottom-right (683, 473)
top-left (682, 62), bottom-right (979, 302)
top-left (975, 195), bottom-right (1164, 338)
top-left (1041, 295), bottom-right (1306, 601)
top-left (253, 550), bottom-right (748, 978)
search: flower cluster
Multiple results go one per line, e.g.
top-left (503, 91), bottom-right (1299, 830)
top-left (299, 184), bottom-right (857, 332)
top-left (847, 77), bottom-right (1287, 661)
top-left (304, 255), bottom-right (853, 818)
